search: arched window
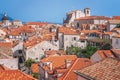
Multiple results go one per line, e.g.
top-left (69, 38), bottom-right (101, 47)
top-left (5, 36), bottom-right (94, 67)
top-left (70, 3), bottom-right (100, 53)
top-left (87, 10), bottom-right (89, 14)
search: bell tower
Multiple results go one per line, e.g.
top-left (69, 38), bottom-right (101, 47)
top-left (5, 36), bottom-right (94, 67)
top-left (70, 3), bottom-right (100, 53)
top-left (84, 8), bottom-right (90, 16)
top-left (2, 12), bottom-right (8, 21)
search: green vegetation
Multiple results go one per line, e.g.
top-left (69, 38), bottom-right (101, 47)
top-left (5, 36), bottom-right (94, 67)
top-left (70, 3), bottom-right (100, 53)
top-left (66, 45), bottom-right (98, 58)
top-left (32, 73), bottom-right (39, 79)
top-left (100, 43), bottom-right (112, 50)
top-left (25, 58), bottom-right (35, 68)
top-left (116, 24), bottom-right (120, 28)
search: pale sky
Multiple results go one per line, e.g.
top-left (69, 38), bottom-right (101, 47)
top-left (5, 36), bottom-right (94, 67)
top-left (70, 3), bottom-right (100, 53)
top-left (0, 0), bottom-right (120, 23)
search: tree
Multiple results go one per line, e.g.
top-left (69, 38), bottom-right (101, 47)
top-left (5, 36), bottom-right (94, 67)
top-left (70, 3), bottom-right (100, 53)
top-left (25, 58), bottom-right (35, 68)
top-left (116, 24), bottom-right (120, 28)
top-left (33, 73), bottom-right (39, 79)
top-left (84, 46), bottom-right (98, 58)
top-left (66, 45), bottom-right (98, 58)
top-left (100, 43), bottom-right (112, 50)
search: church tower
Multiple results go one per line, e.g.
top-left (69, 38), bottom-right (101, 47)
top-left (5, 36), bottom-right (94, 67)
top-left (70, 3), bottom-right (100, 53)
top-left (2, 12), bottom-right (8, 22)
top-left (1, 12), bottom-right (11, 27)
top-left (84, 8), bottom-right (90, 16)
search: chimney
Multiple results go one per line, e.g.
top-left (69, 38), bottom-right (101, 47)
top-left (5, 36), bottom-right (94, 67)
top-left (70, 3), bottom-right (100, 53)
top-left (49, 62), bottom-right (52, 71)
top-left (65, 59), bottom-right (71, 68)
top-left (52, 35), bottom-right (55, 41)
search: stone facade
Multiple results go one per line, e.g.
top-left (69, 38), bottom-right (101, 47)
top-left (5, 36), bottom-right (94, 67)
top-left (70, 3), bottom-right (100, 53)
top-left (25, 41), bottom-right (58, 61)
top-left (64, 8), bottom-right (90, 25)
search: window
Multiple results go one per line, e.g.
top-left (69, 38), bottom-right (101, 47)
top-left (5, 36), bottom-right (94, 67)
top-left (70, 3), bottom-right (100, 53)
top-left (73, 37), bottom-right (76, 41)
top-left (81, 40), bottom-right (85, 43)
top-left (87, 10), bottom-right (89, 14)
top-left (77, 23), bottom-right (79, 28)
top-left (36, 58), bottom-right (38, 60)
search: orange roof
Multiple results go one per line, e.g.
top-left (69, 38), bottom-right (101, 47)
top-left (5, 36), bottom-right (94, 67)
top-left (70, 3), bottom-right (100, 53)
top-left (31, 63), bottom-right (39, 73)
top-left (59, 58), bottom-right (92, 80)
top-left (81, 30), bottom-right (102, 35)
top-left (58, 27), bottom-right (79, 35)
top-left (45, 50), bottom-right (66, 56)
top-left (111, 49), bottom-right (120, 55)
top-left (42, 32), bottom-right (56, 41)
top-left (26, 22), bottom-right (47, 27)
top-left (76, 58), bottom-right (120, 80)
top-left (113, 34), bottom-right (120, 38)
top-left (75, 16), bottom-right (111, 20)
top-left (104, 32), bottom-right (113, 35)
top-left (0, 70), bottom-right (37, 80)
top-left (8, 25), bottom-right (35, 36)
top-left (23, 36), bottom-right (42, 49)
top-left (41, 55), bottom-right (77, 70)
top-left (112, 16), bottom-right (120, 20)
top-left (0, 65), bottom-right (10, 71)
top-left (12, 40), bottom-right (19, 47)
top-left (80, 34), bottom-right (86, 40)
top-left (112, 28), bottom-right (120, 31)
top-left (0, 42), bottom-right (12, 48)
top-left (97, 50), bottom-right (115, 59)
top-left (20, 25), bottom-right (35, 33)
top-left (9, 31), bottom-right (20, 36)
top-left (2, 28), bottom-right (9, 34)
top-left (0, 22), bottom-right (2, 24)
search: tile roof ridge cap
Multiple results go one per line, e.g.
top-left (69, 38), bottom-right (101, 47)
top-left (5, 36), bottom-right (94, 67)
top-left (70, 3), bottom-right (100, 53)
top-left (62, 58), bottom-right (79, 80)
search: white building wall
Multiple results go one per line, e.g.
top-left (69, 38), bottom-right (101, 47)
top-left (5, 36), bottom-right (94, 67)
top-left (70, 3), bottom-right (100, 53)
top-left (94, 20), bottom-right (107, 24)
top-left (0, 58), bottom-right (18, 69)
top-left (64, 35), bottom-right (80, 50)
top-left (67, 10), bottom-right (85, 24)
top-left (26, 41), bottom-right (58, 61)
top-left (12, 42), bottom-right (23, 53)
top-left (112, 37), bottom-right (120, 49)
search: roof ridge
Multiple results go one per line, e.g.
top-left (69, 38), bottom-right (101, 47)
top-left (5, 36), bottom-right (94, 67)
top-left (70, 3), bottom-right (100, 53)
top-left (62, 58), bottom-right (79, 80)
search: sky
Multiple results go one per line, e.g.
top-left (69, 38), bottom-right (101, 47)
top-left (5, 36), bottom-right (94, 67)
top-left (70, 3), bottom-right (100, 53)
top-left (0, 0), bottom-right (120, 23)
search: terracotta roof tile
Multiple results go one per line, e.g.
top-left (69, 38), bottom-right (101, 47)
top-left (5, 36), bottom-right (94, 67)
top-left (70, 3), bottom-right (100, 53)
top-left (97, 50), bottom-right (115, 59)
top-left (0, 65), bottom-right (10, 71)
top-left (45, 50), bottom-right (66, 57)
top-left (31, 63), bottom-right (39, 73)
top-left (111, 49), bottom-right (120, 55)
top-left (0, 42), bottom-right (12, 48)
top-left (113, 34), bottom-right (120, 38)
top-left (59, 58), bottom-right (92, 80)
top-left (58, 27), bottom-right (79, 35)
top-left (26, 22), bottom-right (47, 27)
top-left (0, 70), bottom-right (37, 80)
top-left (23, 36), bottom-right (42, 49)
top-left (112, 28), bottom-right (120, 31)
top-left (41, 55), bottom-right (77, 70)
top-left (42, 32), bottom-right (56, 41)
top-left (104, 32), bottom-right (113, 35)
top-left (76, 58), bottom-right (120, 80)
top-left (81, 30), bottom-right (102, 35)
top-left (112, 16), bottom-right (120, 20)
top-left (75, 16), bottom-right (111, 20)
